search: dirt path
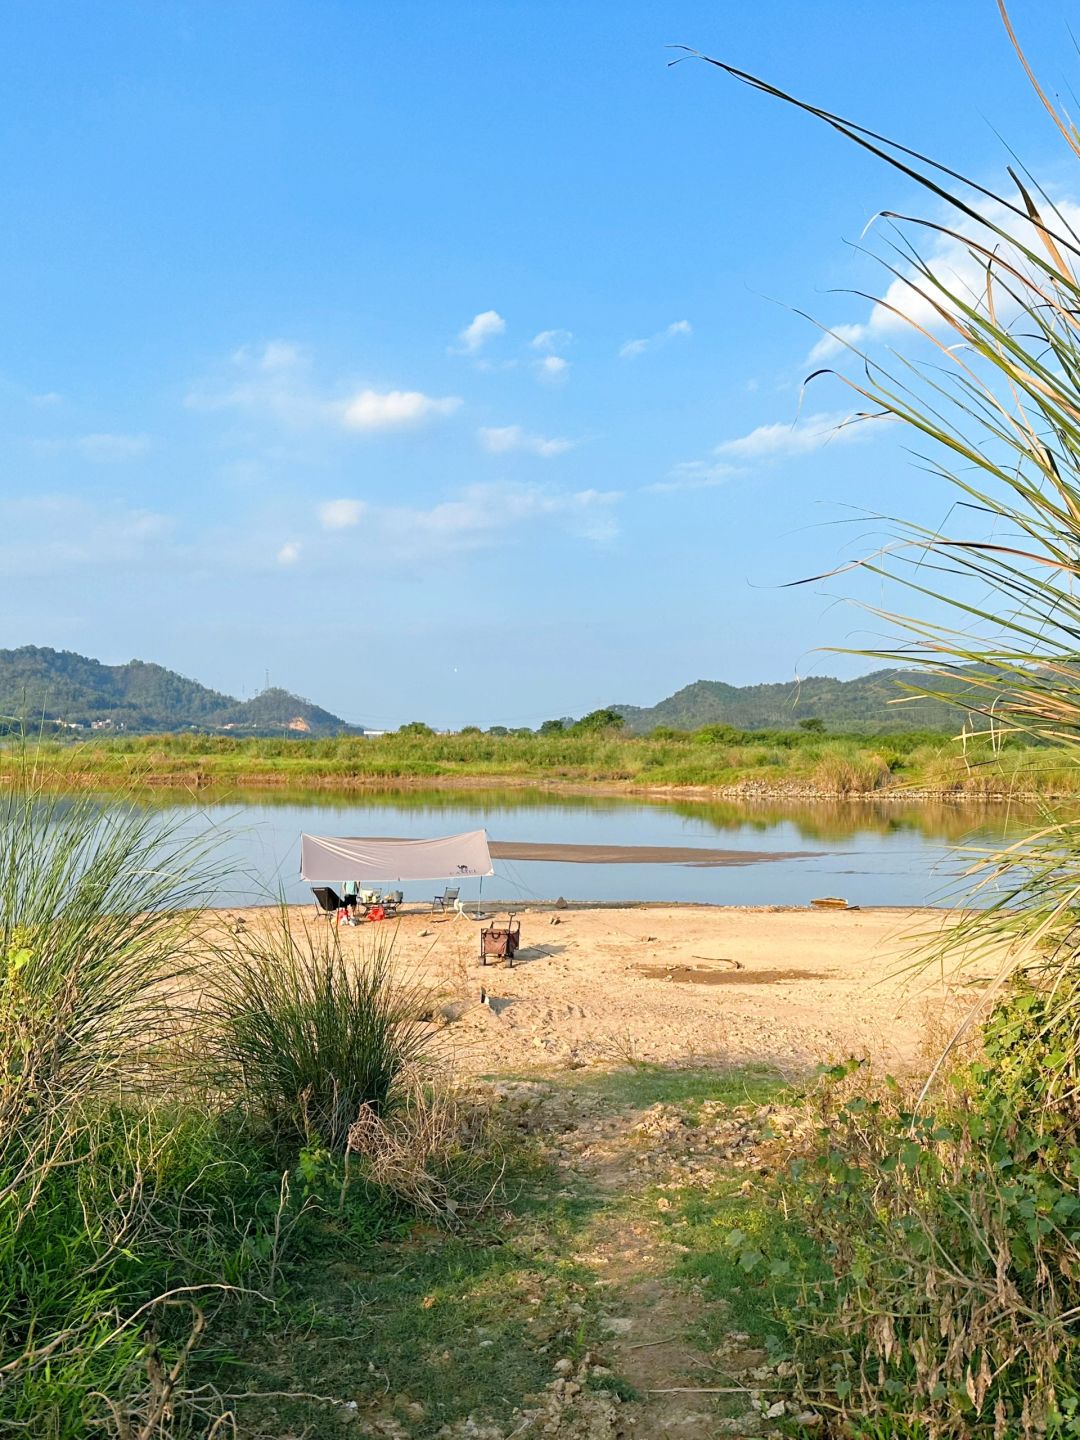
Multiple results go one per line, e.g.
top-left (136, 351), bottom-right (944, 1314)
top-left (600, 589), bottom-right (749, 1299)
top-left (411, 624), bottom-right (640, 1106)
top-left (484, 1078), bottom-right (804, 1439)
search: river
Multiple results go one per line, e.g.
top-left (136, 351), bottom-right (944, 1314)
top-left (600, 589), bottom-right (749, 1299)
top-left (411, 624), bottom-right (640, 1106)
top-left (117, 787), bottom-right (1040, 910)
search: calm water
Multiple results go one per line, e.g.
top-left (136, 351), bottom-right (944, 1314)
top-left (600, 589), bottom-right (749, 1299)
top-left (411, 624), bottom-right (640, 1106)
top-left (126, 788), bottom-right (1042, 910)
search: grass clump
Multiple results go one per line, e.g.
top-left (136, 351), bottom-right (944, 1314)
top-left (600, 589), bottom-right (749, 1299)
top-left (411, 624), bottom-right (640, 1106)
top-left (0, 782), bottom-right (275, 1435)
top-left (0, 776), bottom-right (510, 1435)
top-left (672, 3), bottom-right (1080, 1433)
top-left (197, 911), bottom-right (435, 1153)
top-left (775, 1014), bottom-right (1080, 1438)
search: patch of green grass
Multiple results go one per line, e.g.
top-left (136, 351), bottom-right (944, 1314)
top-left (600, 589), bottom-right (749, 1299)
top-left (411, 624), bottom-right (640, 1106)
top-left (661, 1174), bottom-right (822, 1355)
top-left (228, 1150), bottom-right (610, 1437)
top-left (567, 1062), bottom-right (787, 1113)
top-left (586, 1371), bottom-right (641, 1402)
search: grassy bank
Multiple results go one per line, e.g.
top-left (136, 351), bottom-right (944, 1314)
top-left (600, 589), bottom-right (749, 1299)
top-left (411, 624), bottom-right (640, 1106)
top-left (4, 726), bottom-right (1078, 797)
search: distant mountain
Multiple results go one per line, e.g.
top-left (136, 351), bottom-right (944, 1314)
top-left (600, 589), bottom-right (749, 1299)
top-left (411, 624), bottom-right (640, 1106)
top-left (614, 670), bottom-right (984, 735)
top-left (0, 646), bottom-right (358, 736)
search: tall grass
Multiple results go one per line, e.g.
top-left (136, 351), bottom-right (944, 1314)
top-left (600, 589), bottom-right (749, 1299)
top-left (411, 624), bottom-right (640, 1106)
top-left (0, 773), bottom-right (469, 1435)
top-left (0, 776), bottom-right (256, 1434)
top-left (690, 5), bottom-right (1080, 1434)
top-left (4, 725), bottom-right (1073, 797)
top-left (196, 910), bottom-right (436, 1152)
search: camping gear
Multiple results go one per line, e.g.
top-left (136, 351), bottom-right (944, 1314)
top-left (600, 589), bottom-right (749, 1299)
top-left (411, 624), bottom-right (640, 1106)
top-left (312, 886), bottom-right (345, 918)
top-left (480, 914), bottom-right (521, 967)
top-left (431, 886), bottom-right (460, 912)
top-left (300, 831), bottom-right (493, 884)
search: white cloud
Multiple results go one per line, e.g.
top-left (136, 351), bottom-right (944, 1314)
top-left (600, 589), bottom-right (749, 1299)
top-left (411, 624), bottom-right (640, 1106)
top-left (619, 319), bottom-right (692, 360)
top-left (806, 323), bottom-right (867, 364)
top-left (188, 342), bottom-right (461, 434)
top-left (477, 424), bottom-right (575, 457)
top-left (809, 196), bottom-right (1080, 361)
top-left (531, 329), bottom-right (573, 352)
top-left (456, 310), bottom-right (506, 354)
top-left (318, 499), bottom-right (366, 530)
top-left (277, 541), bottom-right (301, 565)
top-left (187, 341), bottom-right (334, 427)
top-left (645, 460), bottom-right (739, 494)
top-left (714, 410), bottom-right (865, 461)
top-left (342, 389), bottom-right (461, 430)
top-left (537, 355), bottom-right (569, 384)
top-left (658, 409), bottom-right (874, 491)
top-left (31, 392), bottom-right (62, 408)
top-left (316, 483), bottom-right (621, 559)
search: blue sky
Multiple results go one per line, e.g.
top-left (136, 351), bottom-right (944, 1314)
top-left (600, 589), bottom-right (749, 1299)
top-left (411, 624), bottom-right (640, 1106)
top-left (0, 1), bottom-right (1073, 728)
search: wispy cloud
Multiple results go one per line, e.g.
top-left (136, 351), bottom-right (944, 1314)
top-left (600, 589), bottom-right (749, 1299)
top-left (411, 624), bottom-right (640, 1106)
top-left (477, 424), bottom-right (576, 457)
top-left (35, 432), bottom-right (152, 462)
top-left (318, 499), bottom-right (366, 530)
top-left (188, 341), bottom-right (461, 434)
top-left (655, 409), bottom-right (872, 492)
top-left (645, 460), bottom-right (739, 494)
top-left (454, 309), bottom-right (506, 354)
top-left (713, 410), bottom-right (863, 461)
top-left (618, 319), bottom-right (692, 360)
top-left (315, 483), bottom-right (621, 558)
top-left (531, 329), bottom-right (573, 352)
top-left (0, 497), bottom-right (170, 573)
top-left (342, 389), bottom-right (461, 430)
top-left (77, 433), bottom-right (152, 461)
top-left (536, 354), bottom-right (569, 385)
top-left (277, 541), bottom-right (300, 565)
top-left (805, 323), bottom-right (867, 364)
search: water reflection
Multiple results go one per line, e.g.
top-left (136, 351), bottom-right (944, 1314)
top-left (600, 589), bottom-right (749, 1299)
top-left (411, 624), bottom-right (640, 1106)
top-left (96, 786), bottom-right (1045, 910)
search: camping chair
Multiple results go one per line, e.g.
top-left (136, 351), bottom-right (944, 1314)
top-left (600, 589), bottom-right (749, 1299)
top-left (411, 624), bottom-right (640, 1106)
top-left (431, 886), bottom-right (460, 912)
top-left (312, 886), bottom-right (345, 919)
top-left (480, 914), bottom-right (521, 967)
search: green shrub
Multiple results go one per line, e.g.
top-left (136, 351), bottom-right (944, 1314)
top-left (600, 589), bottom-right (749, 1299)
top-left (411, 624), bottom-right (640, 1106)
top-left (781, 994), bottom-right (1080, 1437)
top-left (198, 914), bottom-right (436, 1153)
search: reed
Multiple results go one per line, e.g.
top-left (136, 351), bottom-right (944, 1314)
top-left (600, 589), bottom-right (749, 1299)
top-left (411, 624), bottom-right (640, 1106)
top-left (690, 6), bottom-right (1080, 1433)
top-left (4, 726), bottom-right (1074, 797)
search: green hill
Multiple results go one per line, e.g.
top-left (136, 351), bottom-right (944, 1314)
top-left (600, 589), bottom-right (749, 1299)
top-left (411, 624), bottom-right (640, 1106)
top-left (614, 670), bottom-right (983, 735)
top-left (0, 647), bottom-right (357, 736)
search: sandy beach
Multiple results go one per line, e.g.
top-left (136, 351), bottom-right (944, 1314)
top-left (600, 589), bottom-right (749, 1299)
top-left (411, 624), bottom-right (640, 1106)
top-left (213, 903), bottom-right (993, 1077)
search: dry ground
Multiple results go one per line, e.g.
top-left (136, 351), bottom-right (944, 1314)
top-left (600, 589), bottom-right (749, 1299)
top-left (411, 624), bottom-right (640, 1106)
top-left (213, 903), bottom-right (994, 1077)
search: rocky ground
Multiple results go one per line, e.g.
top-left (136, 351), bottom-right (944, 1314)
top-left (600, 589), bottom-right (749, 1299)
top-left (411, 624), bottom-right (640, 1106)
top-left (353, 1074), bottom-right (819, 1440)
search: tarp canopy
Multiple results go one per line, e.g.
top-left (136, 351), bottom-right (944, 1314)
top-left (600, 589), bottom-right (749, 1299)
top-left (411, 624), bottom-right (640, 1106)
top-left (300, 830), bottom-right (494, 884)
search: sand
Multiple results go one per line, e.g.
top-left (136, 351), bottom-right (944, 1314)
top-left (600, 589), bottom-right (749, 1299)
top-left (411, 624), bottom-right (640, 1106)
top-left (215, 903), bottom-right (995, 1077)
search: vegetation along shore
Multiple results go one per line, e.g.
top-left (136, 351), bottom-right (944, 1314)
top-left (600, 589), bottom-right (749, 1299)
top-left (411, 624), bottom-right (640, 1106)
top-left (5, 725), bottom-right (1077, 799)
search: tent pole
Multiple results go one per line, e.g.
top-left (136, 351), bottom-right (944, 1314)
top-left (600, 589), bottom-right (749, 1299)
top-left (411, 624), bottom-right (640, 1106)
top-left (476, 873), bottom-right (484, 918)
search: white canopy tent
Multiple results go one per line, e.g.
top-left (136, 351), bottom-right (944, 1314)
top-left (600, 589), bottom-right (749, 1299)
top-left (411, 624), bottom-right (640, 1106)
top-left (300, 829), bottom-right (494, 886)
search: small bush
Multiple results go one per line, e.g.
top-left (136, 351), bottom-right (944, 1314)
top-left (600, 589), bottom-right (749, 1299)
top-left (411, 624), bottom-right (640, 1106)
top-left (780, 986), bottom-right (1080, 1437)
top-left (198, 914), bottom-right (437, 1153)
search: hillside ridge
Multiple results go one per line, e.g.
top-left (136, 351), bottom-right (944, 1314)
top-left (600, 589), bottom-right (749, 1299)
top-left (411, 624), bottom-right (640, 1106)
top-left (0, 646), bottom-right (356, 736)
top-left (613, 669), bottom-right (977, 734)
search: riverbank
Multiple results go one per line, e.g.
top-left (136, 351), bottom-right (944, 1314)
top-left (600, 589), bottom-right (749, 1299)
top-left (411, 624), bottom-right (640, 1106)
top-left (2, 728), bottom-right (1077, 800)
top-left (206, 903), bottom-right (996, 1076)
